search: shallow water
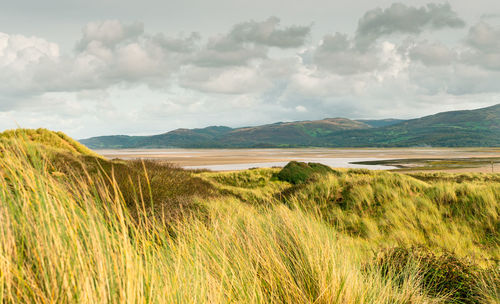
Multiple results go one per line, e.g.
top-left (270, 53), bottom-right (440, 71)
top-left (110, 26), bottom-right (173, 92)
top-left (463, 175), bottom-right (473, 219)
top-left (97, 148), bottom-right (500, 172)
top-left (185, 158), bottom-right (397, 171)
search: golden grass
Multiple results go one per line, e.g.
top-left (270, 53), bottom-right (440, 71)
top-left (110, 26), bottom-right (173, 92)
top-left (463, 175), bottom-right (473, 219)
top-left (0, 128), bottom-right (100, 157)
top-left (0, 136), bottom-right (498, 303)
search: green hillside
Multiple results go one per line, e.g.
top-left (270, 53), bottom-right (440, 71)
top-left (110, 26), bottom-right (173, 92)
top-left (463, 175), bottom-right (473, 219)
top-left (323, 104), bottom-right (500, 147)
top-left (81, 126), bottom-right (233, 149)
top-left (79, 104), bottom-right (500, 148)
top-left (80, 118), bottom-right (372, 148)
top-left (356, 118), bottom-right (405, 128)
top-left (216, 118), bottom-right (371, 147)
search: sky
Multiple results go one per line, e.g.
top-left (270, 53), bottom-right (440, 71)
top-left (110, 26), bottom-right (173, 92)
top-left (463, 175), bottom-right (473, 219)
top-left (1, 0), bottom-right (500, 138)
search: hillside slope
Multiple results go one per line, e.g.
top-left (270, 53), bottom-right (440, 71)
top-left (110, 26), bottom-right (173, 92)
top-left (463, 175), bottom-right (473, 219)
top-left (356, 118), bottom-right (405, 128)
top-left (81, 126), bottom-right (233, 149)
top-left (80, 104), bottom-right (500, 148)
top-left (322, 104), bottom-right (500, 147)
top-left (81, 118), bottom-right (372, 148)
top-left (216, 118), bottom-right (371, 147)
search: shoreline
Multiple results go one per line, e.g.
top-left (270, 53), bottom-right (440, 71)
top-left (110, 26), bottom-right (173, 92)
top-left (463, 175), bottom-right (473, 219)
top-left (96, 147), bottom-right (500, 172)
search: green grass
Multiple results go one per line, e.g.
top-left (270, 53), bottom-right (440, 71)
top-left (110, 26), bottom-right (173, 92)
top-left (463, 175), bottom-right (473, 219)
top-left (0, 130), bottom-right (499, 303)
top-left (352, 158), bottom-right (500, 171)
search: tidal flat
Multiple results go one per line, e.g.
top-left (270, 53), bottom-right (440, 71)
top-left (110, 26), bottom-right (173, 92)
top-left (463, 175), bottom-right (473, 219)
top-left (97, 147), bottom-right (500, 172)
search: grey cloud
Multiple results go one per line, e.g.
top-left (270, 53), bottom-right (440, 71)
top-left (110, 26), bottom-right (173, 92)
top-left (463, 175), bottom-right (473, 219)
top-left (480, 13), bottom-right (500, 20)
top-left (463, 22), bottom-right (500, 70)
top-left (409, 63), bottom-right (500, 95)
top-left (152, 32), bottom-right (201, 53)
top-left (191, 36), bottom-right (267, 67)
top-left (313, 33), bottom-right (380, 74)
top-left (191, 17), bottom-right (310, 67)
top-left (76, 20), bottom-right (144, 50)
top-left (356, 3), bottom-right (465, 49)
top-left (228, 16), bottom-right (311, 48)
top-left (462, 52), bottom-right (500, 70)
top-left (465, 22), bottom-right (500, 52)
top-left (180, 57), bottom-right (299, 95)
top-left (408, 40), bottom-right (454, 66)
top-left (319, 32), bottom-right (351, 52)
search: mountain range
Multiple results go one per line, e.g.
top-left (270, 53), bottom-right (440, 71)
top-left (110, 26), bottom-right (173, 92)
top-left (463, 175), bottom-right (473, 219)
top-left (80, 104), bottom-right (500, 148)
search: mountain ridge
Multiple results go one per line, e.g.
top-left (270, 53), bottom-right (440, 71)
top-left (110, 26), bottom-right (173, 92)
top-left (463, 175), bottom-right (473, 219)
top-left (80, 104), bottom-right (500, 148)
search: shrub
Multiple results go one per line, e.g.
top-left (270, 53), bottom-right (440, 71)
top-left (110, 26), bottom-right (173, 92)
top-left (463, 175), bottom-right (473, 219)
top-left (276, 161), bottom-right (334, 184)
top-left (374, 246), bottom-right (486, 303)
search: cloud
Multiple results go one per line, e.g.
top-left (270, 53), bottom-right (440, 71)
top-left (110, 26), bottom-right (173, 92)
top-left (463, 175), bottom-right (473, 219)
top-left (408, 40), bottom-right (454, 66)
top-left (0, 17), bottom-right (312, 114)
top-left (465, 21), bottom-right (500, 52)
top-left (180, 65), bottom-right (273, 94)
top-left (191, 36), bottom-right (267, 67)
top-left (152, 32), bottom-right (201, 53)
top-left (313, 33), bottom-right (380, 74)
top-left (228, 16), bottom-right (311, 48)
top-left (0, 20), bottom-right (203, 107)
top-left (355, 3), bottom-right (465, 49)
top-left (0, 33), bottom-right (59, 69)
top-left (409, 62), bottom-right (500, 95)
top-left (295, 105), bottom-right (307, 112)
top-left (311, 2), bottom-right (464, 75)
top-left (0, 32), bottom-right (61, 109)
top-left (463, 22), bottom-right (500, 70)
top-left (76, 20), bottom-right (144, 50)
top-left (191, 17), bottom-right (310, 67)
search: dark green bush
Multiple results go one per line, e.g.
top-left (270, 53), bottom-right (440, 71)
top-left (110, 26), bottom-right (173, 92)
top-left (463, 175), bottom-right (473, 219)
top-left (276, 161), bottom-right (334, 184)
top-left (374, 246), bottom-right (486, 303)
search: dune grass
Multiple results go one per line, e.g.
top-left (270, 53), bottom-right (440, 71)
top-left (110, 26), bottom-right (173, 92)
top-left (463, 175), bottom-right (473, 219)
top-left (0, 136), bottom-right (498, 303)
top-left (0, 128), bottom-right (100, 157)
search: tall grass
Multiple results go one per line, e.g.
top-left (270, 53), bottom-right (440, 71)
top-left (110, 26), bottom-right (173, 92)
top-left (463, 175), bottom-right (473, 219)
top-left (0, 128), bottom-right (100, 157)
top-left (0, 140), bottom-right (498, 303)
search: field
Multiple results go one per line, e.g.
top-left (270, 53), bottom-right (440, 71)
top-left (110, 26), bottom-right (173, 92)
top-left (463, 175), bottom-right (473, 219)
top-left (0, 129), bottom-right (499, 303)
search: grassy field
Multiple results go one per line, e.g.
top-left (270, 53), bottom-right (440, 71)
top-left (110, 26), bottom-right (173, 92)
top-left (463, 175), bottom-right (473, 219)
top-left (353, 158), bottom-right (500, 172)
top-left (0, 130), bottom-right (498, 303)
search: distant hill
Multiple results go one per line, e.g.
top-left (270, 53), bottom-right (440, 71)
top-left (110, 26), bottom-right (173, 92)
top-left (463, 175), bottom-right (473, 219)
top-left (80, 104), bottom-right (500, 148)
top-left (322, 104), bottom-right (500, 147)
top-left (215, 118), bottom-right (371, 147)
top-left (81, 118), bottom-right (373, 148)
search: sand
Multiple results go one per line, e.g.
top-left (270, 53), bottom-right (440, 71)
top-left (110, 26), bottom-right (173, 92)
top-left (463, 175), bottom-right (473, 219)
top-left (96, 147), bottom-right (500, 172)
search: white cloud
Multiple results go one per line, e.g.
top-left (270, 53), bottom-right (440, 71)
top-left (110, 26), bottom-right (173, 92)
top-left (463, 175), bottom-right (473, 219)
top-left (295, 105), bottom-right (307, 112)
